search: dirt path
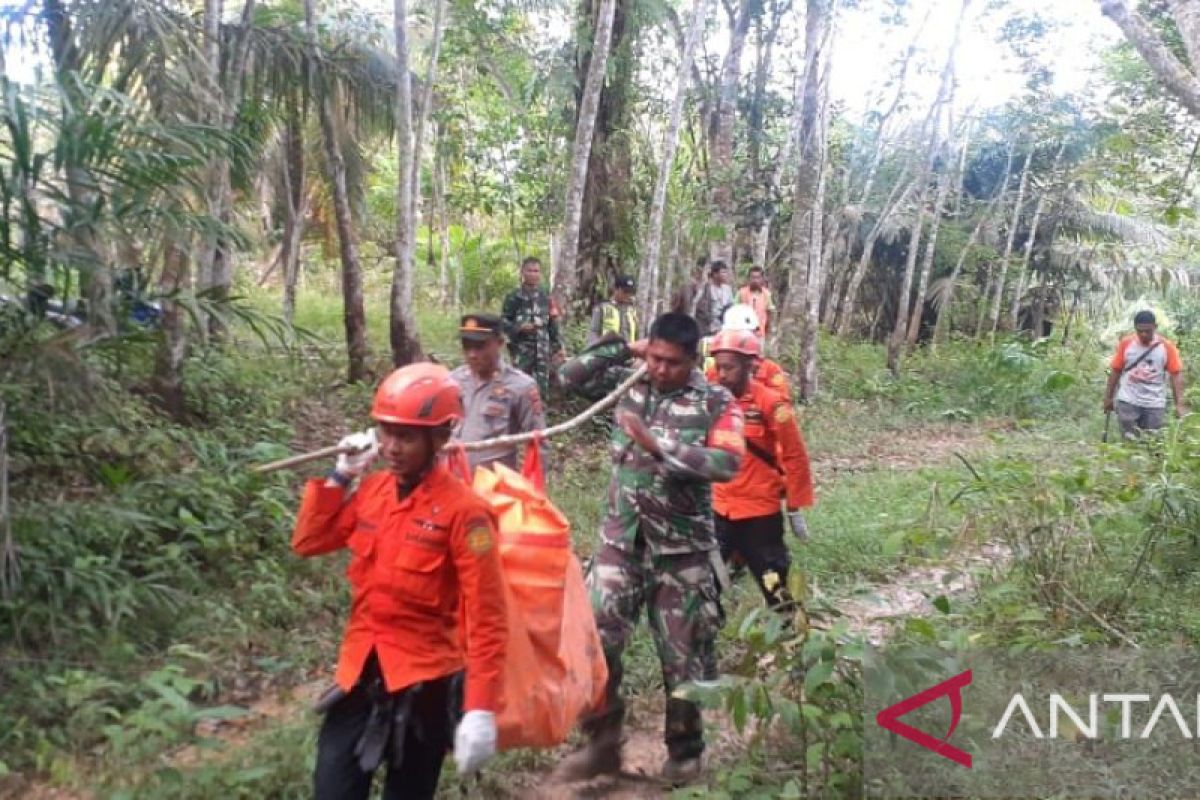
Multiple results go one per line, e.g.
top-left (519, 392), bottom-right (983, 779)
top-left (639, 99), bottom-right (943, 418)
top-left (507, 422), bottom-right (1005, 798)
top-left (9, 422), bottom-right (1005, 799)
top-left (810, 421), bottom-right (1001, 478)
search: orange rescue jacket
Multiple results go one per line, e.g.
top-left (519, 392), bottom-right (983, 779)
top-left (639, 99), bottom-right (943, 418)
top-left (713, 380), bottom-right (813, 520)
top-left (292, 463), bottom-right (507, 712)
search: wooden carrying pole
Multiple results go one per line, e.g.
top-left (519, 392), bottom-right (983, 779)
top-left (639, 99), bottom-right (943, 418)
top-left (252, 364), bottom-right (648, 475)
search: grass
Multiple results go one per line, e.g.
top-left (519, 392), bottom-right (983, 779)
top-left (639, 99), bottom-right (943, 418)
top-left (3, 278), bottom-right (1138, 797)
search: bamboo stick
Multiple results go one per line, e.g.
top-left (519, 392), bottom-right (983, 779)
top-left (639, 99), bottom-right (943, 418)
top-left (252, 364), bottom-right (648, 475)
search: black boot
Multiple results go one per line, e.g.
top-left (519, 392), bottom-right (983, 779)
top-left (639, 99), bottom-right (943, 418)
top-left (553, 656), bottom-right (625, 783)
top-left (662, 697), bottom-right (704, 785)
top-left (552, 709), bottom-right (623, 782)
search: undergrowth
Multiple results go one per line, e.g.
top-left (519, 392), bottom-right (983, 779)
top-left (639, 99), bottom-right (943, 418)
top-left (1, 283), bottom-right (1140, 796)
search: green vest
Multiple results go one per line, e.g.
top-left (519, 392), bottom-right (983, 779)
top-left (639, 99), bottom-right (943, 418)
top-left (601, 302), bottom-right (637, 342)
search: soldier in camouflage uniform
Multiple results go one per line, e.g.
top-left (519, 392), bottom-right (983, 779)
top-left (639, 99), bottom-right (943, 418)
top-left (500, 257), bottom-right (563, 399)
top-left (554, 312), bottom-right (745, 785)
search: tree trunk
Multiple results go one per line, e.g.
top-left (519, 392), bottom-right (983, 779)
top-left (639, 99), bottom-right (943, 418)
top-left (281, 100), bottom-right (307, 327)
top-left (408, 0), bottom-right (446, 249)
top-left (640, 0), bottom-right (707, 326)
top-left (885, 184), bottom-right (928, 373)
top-left (1099, 0), bottom-right (1200, 118)
top-left (553, 0), bottom-right (617, 309)
top-left (754, 68), bottom-right (802, 272)
top-left (1168, 0), bottom-right (1200, 70)
top-left (906, 125), bottom-right (969, 348)
top-left (581, 2), bottom-right (634, 310)
top-left (710, 0), bottom-right (755, 265)
top-left (932, 144), bottom-right (1011, 348)
top-left (391, 0), bottom-right (423, 364)
top-left (434, 127), bottom-right (450, 306)
top-left (834, 167), bottom-right (917, 335)
top-left (982, 146), bottom-right (1034, 337)
top-left (781, 0), bottom-right (831, 390)
top-left (153, 237), bottom-right (191, 419)
top-left (195, 0), bottom-right (221, 317)
top-left (662, 220), bottom-right (683, 316)
top-left (820, 221), bottom-right (851, 328)
top-left (1009, 140), bottom-right (1065, 329)
top-left (43, 0), bottom-right (117, 338)
top-left (903, 168), bottom-right (951, 350)
top-left (800, 38), bottom-right (834, 400)
top-left (886, 0), bottom-right (968, 373)
top-left (307, 0), bottom-right (368, 383)
top-left (204, 0), bottom-right (257, 339)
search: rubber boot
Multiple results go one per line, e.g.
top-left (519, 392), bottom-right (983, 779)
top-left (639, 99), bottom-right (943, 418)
top-left (662, 697), bottom-right (704, 785)
top-left (551, 715), bottom-right (622, 782)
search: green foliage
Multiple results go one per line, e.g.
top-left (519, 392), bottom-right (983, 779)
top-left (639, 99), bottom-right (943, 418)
top-left (957, 416), bottom-right (1200, 650)
top-left (677, 609), bottom-right (864, 798)
top-left (0, 337), bottom-right (344, 776)
top-left (804, 334), bottom-right (1091, 423)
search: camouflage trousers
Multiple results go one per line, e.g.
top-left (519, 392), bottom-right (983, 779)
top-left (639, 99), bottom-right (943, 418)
top-left (582, 539), bottom-right (723, 761)
top-left (510, 338), bottom-right (552, 399)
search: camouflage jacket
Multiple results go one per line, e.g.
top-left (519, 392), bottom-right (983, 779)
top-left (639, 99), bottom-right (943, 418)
top-left (501, 287), bottom-right (562, 353)
top-left (559, 339), bottom-right (745, 555)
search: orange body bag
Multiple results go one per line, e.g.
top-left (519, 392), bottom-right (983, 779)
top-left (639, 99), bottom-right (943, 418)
top-left (450, 442), bottom-right (608, 748)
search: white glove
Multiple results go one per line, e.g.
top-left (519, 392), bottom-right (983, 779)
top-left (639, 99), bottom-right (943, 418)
top-left (334, 430), bottom-right (378, 479)
top-left (787, 510), bottom-right (808, 541)
top-left (454, 710), bottom-right (497, 777)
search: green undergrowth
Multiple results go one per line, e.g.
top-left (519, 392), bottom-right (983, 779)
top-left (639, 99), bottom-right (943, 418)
top-left (893, 416), bottom-right (1200, 653)
top-left (0, 282), bottom-right (1124, 795)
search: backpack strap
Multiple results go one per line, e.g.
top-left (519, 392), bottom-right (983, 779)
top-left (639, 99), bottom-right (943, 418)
top-left (745, 439), bottom-right (783, 475)
top-left (1121, 340), bottom-right (1162, 375)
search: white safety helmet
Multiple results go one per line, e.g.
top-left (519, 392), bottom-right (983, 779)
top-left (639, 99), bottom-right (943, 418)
top-left (722, 303), bottom-right (759, 333)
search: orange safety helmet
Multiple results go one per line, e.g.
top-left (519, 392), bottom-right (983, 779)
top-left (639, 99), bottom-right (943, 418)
top-left (371, 363), bottom-right (464, 426)
top-left (708, 329), bottom-right (762, 358)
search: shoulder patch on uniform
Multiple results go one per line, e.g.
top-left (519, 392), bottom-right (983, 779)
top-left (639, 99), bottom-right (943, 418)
top-left (774, 404), bottom-right (794, 424)
top-left (465, 519), bottom-right (494, 555)
top-left (768, 373), bottom-right (785, 386)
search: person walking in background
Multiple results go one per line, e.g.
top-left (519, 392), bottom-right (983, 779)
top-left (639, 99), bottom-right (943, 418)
top-left (450, 313), bottom-right (546, 477)
top-left (704, 304), bottom-right (793, 401)
top-left (736, 265), bottom-right (774, 339)
top-left (694, 260), bottom-right (733, 336)
top-left (501, 256), bottom-right (563, 399)
top-left (707, 330), bottom-right (813, 614)
top-left (671, 256), bottom-right (708, 315)
top-left (1103, 309), bottom-right (1186, 438)
top-left (588, 275), bottom-right (639, 346)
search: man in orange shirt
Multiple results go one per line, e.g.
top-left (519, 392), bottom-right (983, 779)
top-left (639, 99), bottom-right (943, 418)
top-left (704, 304), bottom-right (793, 400)
top-left (708, 330), bottom-right (813, 612)
top-left (1103, 310), bottom-right (1186, 438)
top-left (292, 363), bottom-right (507, 800)
top-left (736, 265), bottom-right (774, 338)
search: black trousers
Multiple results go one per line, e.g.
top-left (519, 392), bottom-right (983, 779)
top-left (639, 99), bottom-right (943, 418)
top-left (715, 512), bottom-right (794, 611)
top-left (313, 654), bottom-right (460, 800)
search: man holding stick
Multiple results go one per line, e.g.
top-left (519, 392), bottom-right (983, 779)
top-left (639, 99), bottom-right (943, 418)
top-left (555, 313), bottom-right (745, 785)
top-left (1103, 310), bottom-right (1186, 439)
top-left (291, 364), bottom-right (507, 799)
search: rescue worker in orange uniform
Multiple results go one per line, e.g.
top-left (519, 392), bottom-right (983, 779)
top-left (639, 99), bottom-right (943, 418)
top-left (708, 330), bottom-right (814, 611)
top-left (292, 363), bottom-right (507, 800)
top-left (703, 304), bottom-right (792, 401)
